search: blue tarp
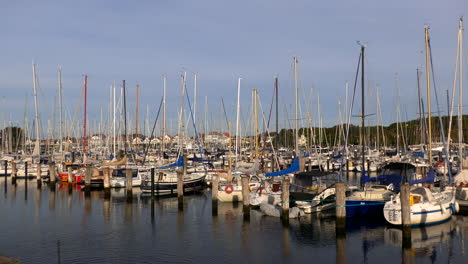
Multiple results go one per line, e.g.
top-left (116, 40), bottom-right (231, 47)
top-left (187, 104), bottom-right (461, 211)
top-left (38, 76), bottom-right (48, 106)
top-left (265, 157), bottom-right (300, 177)
top-left (157, 156), bottom-right (184, 169)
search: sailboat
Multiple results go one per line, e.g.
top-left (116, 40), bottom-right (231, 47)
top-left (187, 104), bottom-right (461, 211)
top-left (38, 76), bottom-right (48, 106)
top-left (383, 25), bottom-right (459, 226)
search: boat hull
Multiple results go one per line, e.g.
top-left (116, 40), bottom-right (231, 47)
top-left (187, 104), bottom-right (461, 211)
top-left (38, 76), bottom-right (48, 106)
top-left (141, 175), bottom-right (205, 195)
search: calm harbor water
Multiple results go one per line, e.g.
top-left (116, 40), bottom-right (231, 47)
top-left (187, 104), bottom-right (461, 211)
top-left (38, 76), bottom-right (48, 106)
top-left (1, 177), bottom-right (467, 264)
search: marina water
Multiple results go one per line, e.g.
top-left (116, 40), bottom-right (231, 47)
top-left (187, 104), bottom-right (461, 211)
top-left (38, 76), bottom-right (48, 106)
top-left (1, 177), bottom-right (467, 264)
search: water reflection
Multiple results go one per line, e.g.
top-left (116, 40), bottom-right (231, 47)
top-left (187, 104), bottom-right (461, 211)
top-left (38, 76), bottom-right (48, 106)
top-left (0, 179), bottom-right (467, 264)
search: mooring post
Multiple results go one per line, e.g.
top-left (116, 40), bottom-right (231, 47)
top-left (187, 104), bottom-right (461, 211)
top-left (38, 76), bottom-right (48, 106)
top-left (103, 167), bottom-right (110, 199)
top-left (36, 163), bottom-right (42, 187)
top-left (183, 154), bottom-right (187, 175)
top-left (3, 160), bottom-right (7, 177)
top-left (11, 161), bottom-right (17, 184)
top-left (299, 157), bottom-right (305, 172)
top-left (281, 176), bottom-right (290, 226)
top-left (25, 162), bottom-right (28, 179)
top-left (84, 166), bottom-right (91, 196)
top-left (241, 174), bottom-right (250, 220)
top-left (400, 183), bottom-right (411, 249)
top-left (177, 171), bottom-right (184, 211)
top-left (150, 167), bottom-right (155, 199)
top-left (126, 168), bottom-right (133, 201)
top-left (212, 173), bottom-right (219, 216)
top-left (67, 166), bottom-right (73, 184)
top-left (335, 181), bottom-right (346, 231)
top-left (346, 158), bottom-right (350, 178)
top-left (49, 162), bottom-right (56, 191)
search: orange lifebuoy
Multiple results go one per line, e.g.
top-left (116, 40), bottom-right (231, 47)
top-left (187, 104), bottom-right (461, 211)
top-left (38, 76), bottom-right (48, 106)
top-left (225, 184), bottom-right (234, 194)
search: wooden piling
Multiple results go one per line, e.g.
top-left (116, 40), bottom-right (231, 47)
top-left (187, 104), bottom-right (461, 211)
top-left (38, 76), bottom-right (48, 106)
top-left (241, 174), bottom-right (250, 220)
top-left (103, 167), bottom-right (110, 199)
top-left (335, 181), bottom-right (346, 230)
top-left (212, 173), bottom-right (219, 216)
top-left (183, 154), bottom-right (187, 175)
top-left (11, 162), bottom-right (17, 184)
top-left (67, 166), bottom-right (73, 184)
top-left (36, 163), bottom-right (42, 187)
top-left (281, 176), bottom-right (290, 226)
top-left (25, 162), bottom-right (28, 179)
top-left (150, 168), bottom-right (155, 199)
top-left (49, 163), bottom-right (56, 191)
top-left (346, 158), bottom-right (350, 178)
top-left (3, 160), bottom-right (7, 176)
top-left (400, 183), bottom-right (411, 248)
top-left (84, 166), bottom-right (91, 196)
top-left (126, 168), bottom-right (133, 201)
top-left (49, 163), bottom-right (56, 184)
top-left (299, 157), bottom-right (306, 172)
top-left (177, 171), bottom-right (183, 210)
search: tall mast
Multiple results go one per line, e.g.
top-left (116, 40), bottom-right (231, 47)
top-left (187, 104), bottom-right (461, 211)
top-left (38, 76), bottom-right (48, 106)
top-left (162, 74), bottom-right (166, 156)
top-left (194, 73), bottom-right (197, 126)
top-left (123, 80), bottom-right (127, 156)
top-left (58, 66), bottom-right (63, 153)
top-left (294, 57), bottom-right (299, 156)
top-left (113, 81), bottom-right (116, 156)
top-left (360, 45), bottom-right (365, 186)
top-left (458, 17), bottom-right (464, 170)
top-left (425, 26), bottom-right (433, 164)
top-left (135, 83), bottom-right (139, 152)
top-left (32, 63), bottom-right (41, 156)
top-left (235, 78), bottom-right (241, 165)
top-left (83, 75), bottom-right (88, 160)
top-left (253, 88), bottom-right (258, 160)
top-left (275, 77), bottom-right (279, 150)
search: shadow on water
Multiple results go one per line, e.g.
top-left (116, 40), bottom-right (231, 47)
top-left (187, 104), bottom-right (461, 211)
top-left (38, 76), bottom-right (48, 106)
top-left (0, 180), bottom-right (467, 264)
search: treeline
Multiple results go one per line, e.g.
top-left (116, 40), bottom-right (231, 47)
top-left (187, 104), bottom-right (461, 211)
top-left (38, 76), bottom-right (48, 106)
top-left (271, 115), bottom-right (468, 148)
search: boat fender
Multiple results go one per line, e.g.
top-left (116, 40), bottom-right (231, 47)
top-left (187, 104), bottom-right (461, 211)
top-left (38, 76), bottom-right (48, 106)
top-left (440, 204), bottom-right (447, 215)
top-left (225, 184), bottom-right (234, 194)
top-left (259, 187), bottom-right (263, 196)
top-left (450, 202), bottom-right (459, 214)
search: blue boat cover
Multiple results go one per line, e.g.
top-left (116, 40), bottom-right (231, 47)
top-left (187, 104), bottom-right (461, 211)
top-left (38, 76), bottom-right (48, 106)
top-left (265, 157), bottom-right (300, 177)
top-left (412, 152), bottom-right (424, 157)
top-left (157, 156), bottom-right (184, 169)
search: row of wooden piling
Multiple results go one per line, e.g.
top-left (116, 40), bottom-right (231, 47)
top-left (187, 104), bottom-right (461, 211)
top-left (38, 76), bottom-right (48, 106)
top-left (4, 158), bottom-right (412, 230)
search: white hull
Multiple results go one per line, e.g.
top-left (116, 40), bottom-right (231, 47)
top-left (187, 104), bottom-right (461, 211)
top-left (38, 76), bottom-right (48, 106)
top-left (110, 178), bottom-right (142, 187)
top-left (384, 187), bottom-right (458, 226)
top-left (218, 190), bottom-right (243, 202)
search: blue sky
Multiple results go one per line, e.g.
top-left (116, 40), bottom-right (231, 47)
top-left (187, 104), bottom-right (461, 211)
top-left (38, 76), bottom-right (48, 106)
top-left (1, 0), bottom-right (466, 136)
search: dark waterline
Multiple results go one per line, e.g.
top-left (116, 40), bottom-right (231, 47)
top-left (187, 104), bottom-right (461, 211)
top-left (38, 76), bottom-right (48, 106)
top-left (1, 177), bottom-right (467, 264)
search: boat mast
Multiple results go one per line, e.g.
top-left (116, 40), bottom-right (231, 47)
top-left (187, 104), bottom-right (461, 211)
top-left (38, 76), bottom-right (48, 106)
top-left (32, 63), bottom-right (41, 157)
top-left (458, 17), bottom-right (464, 170)
top-left (275, 77), bottom-right (279, 151)
top-left (162, 74), bottom-right (166, 157)
top-left (123, 80), bottom-right (127, 156)
top-left (360, 45), bottom-right (365, 187)
top-left (425, 26), bottom-right (433, 165)
top-left (294, 56), bottom-right (299, 156)
top-left (58, 66), bottom-right (63, 153)
top-left (135, 83), bottom-right (139, 152)
top-left (83, 75), bottom-right (88, 162)
top-left (254, 88), bottom-right (258, 161)
top-left (113, 81), bottom-right (116, 157)
top-left (235, 78), bottom-right (241, 166)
